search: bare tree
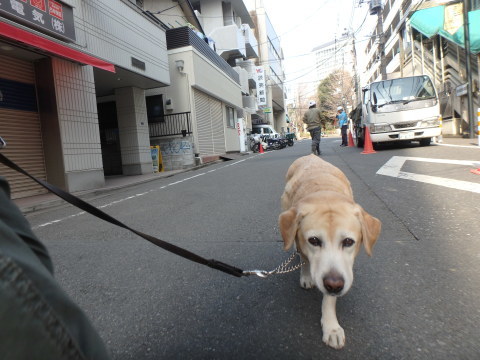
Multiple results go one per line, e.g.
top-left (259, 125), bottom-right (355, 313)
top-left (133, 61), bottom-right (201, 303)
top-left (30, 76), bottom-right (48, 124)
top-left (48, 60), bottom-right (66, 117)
top-left (290, 82), bottom-right (316, 136)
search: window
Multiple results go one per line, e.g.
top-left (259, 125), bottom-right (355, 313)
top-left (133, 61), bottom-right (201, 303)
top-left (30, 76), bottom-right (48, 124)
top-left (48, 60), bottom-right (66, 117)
top-left (226, 106), bottom-right (235, 128)
top-left (146, 95), bottom-right (164, 123)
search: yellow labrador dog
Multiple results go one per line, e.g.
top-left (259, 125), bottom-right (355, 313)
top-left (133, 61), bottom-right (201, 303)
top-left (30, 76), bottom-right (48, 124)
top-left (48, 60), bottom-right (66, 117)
top-left (279, 155), bottom-right (381, 349)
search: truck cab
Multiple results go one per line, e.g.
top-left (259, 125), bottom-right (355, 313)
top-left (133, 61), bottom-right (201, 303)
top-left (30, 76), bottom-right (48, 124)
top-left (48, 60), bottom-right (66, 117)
top-left (355, 75), bottom-right (441, 147)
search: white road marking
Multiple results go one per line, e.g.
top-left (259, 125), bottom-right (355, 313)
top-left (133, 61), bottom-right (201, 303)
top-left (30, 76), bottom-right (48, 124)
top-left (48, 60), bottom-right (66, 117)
top-left (434, 143), bottom-right (480, 149)
top-left (32, 155), bottom-right (263, 229)
top-left (377, 156), bottom-right (480, 194)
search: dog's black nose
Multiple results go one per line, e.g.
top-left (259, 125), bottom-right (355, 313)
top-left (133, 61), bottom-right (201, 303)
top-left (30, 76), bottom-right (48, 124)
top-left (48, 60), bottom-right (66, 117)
top-left (323, 272), bottom-right (344, 294)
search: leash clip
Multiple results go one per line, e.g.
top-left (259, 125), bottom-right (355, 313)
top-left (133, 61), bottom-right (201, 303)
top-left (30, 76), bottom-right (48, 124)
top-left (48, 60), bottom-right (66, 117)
top-left (242, 269), bottom-right (271, 278)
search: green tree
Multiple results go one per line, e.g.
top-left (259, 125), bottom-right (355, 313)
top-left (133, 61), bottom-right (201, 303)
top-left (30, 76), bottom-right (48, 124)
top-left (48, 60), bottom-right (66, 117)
top-left (316, 69), bottom-right (355, 126)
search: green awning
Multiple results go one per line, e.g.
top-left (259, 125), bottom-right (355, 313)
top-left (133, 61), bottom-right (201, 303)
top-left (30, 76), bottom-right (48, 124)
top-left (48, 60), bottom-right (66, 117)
top-left (410, 6), bottom-right (480, 54)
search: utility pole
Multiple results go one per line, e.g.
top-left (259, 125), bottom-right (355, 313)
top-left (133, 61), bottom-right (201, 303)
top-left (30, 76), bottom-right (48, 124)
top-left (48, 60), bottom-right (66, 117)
top-left (369, 0), bottom-right (387, 80)
top-left (463, 0), bottom-right (475, 139)
top-left (377, 9), bottom-right (387, 80)
top-left (352, 37), bottom-right (360, 105)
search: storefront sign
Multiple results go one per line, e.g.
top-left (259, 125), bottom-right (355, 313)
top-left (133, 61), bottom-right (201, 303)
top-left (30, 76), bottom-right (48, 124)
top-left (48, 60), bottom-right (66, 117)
top-left (0, 0), bottom-right (76, 41)
top-left (236, 118), bottom-right (246, 153)
top-left (444, 3), bottom-right (463, 35)
top-left (150, 145), bottom-right (163, 173)
top-left (255, 66), bottom-right (267, 106)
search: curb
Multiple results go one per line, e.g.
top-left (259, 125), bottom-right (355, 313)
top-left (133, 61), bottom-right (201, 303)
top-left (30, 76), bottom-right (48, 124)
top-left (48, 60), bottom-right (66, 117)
top-left (19, 161), bottom-right (222, 215)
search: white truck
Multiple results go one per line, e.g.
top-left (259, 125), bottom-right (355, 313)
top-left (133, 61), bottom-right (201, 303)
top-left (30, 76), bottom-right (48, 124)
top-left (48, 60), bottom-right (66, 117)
top-left (354, 75), bottom-right (442, 147)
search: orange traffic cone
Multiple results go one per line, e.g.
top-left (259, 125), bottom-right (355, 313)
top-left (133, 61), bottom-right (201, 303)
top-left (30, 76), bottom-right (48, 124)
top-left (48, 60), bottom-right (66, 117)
top-left (361, 127), bottom-right (376, 154)
top-left (259, 141), bottom-right (264, 154)
top-left (348, 131), bottom-right (355, 147)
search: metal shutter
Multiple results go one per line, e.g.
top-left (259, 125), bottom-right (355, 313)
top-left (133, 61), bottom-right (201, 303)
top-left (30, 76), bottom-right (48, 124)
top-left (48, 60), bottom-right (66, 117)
top-left (194, 90), bottom-right (214, 155)
top-left (193, 90), bottom-right (226, 156)
top-left (0, 55), bottom-right (47, 199)
top-left (210, 99), bottom-right (225, 154)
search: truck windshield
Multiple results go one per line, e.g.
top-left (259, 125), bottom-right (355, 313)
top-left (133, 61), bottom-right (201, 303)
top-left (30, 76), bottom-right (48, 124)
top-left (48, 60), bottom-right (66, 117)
top-left (370, 76), bottom-right (436, 107)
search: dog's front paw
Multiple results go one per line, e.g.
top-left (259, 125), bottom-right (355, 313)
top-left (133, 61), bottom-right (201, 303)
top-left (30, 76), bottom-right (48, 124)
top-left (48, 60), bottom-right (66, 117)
top-left (300, 265), bottom-right (315, 289)
top-left (322, 324), bottom-right (345, 349)
top-left (300, 273), bottom-right (315, 289)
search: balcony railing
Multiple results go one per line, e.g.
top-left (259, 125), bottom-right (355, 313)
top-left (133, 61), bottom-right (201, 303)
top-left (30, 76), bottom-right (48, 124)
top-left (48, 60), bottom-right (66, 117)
top-left (149, 112), bottom-right (192, 138)
top-left (166, 26), bottom-right (240, 84)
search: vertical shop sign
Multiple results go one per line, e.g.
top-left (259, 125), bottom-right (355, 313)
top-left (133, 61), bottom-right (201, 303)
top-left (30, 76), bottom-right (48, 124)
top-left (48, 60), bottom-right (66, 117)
top-left (255, 66), bottom-right (267, 106)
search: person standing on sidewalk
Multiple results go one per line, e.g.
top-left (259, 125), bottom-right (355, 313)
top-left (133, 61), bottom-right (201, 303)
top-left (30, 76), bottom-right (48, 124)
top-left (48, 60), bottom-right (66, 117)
top-left (303, 100), bottom-right (323, 155)
top-left (336, 106), bottom-right (349, 147)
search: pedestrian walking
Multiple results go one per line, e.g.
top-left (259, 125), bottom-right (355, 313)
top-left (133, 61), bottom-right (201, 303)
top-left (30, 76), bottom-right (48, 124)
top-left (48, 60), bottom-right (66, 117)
top-left (303, 100), bottom-right (324, 155)
top-left (336, 106), bottom-right (349, 147)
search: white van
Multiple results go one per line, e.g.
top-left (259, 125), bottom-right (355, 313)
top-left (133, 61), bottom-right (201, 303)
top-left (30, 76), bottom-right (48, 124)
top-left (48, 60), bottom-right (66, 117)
top-left (251, 124), bottom-right (280, 139)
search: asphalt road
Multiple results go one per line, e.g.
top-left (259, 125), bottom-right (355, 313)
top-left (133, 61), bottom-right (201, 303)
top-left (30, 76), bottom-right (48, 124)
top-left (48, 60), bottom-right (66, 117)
top-left (26, 137), bottom-right (480, 359)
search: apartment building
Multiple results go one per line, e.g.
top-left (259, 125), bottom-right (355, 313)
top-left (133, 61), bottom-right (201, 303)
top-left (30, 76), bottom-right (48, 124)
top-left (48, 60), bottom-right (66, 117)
top-left (144, 0), bottom-right (259, 157)
top-left (247, 0), bottom-right (287, 134)
top-left (313, 35), bottom-right (355, 81)
top-left (0, 0), bottom-right (170, 199)
top-left (362, 0), bottom-right (480, 136)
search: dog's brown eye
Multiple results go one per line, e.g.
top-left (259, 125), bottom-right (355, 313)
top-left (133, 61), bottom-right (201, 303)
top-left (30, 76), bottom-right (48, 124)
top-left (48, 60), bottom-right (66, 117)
top-left (308, 237), bottom-right (322, 247)
top-left (342, 238), bottom-right (355, 248)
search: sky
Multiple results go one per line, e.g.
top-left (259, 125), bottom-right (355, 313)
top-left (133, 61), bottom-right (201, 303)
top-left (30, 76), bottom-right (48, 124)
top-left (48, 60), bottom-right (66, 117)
top-left (244, 0), bottom-right (378, 102)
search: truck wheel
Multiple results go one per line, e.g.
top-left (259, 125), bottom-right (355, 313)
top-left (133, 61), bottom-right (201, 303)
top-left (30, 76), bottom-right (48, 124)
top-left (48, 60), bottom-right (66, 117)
top-left (419, 138), bottom-right (431, 146)
top-left (356, 127), bottom-right (364, 148)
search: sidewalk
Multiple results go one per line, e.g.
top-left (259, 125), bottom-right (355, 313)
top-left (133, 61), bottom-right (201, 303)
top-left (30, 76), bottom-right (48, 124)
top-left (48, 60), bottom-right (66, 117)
top-left (14, 166), bottom-right (205, 215)
top-left (13, 152), bottom-right (253, 214)
top-left (435, 135), bottom-right (480, 148)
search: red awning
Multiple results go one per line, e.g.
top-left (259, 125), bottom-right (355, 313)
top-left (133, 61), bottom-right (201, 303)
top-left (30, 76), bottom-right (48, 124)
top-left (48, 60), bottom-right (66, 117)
top-left (0, 21), bottom-right (115, 73)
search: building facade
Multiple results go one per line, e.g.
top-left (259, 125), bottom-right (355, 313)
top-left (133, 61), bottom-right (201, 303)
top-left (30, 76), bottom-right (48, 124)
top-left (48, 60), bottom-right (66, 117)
top-left (362, 0), bottom-right (480, 136)
top-left (313, 35), bottom-right (355, 82)
top-left (247, 0), bottom-right (287, 134)
top-left (145, 0), bottom-right (259, 158)
top-left (1, 0), bottom-right (170, 199)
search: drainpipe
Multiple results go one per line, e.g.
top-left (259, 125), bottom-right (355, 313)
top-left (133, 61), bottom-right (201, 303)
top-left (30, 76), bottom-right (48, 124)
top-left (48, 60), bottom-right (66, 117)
top-left (433, 37), bottom-right (437, 87)
top-left (440, 37), bottom-right (445, 84)
top-left (463, 0), bottom-right (475, 139)
top-left (410, 23), bottom-right (416, 75)
top-left (421, 34), bottom-right (425, 75)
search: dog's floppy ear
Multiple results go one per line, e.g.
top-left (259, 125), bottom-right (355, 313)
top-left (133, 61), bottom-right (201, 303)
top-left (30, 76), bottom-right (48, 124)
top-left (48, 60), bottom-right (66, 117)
top-left (356, 205), bottom-right (381, 256)
top-left (278, 207), bottom-right (299, 251)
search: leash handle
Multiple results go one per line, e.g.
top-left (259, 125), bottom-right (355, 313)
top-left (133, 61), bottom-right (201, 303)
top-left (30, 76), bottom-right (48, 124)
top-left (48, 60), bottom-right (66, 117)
top-left (0, 153), bottom-right (244, 278)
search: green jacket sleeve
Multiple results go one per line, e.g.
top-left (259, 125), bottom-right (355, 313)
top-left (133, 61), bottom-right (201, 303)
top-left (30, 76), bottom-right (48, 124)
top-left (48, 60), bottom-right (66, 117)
top-left (0, 177), bottom-right (111, 360)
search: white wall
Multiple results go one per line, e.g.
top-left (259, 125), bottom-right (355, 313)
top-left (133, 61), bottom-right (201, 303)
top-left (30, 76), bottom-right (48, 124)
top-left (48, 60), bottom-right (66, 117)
top-left (67, 0), bottom-right (169, 84)
top-left (197, 0), bottom-right (224, 34)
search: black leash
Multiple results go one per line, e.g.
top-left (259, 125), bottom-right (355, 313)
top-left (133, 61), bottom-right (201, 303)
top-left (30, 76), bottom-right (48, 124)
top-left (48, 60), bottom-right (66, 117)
top-left (0, 153), bottom-right (245, 277)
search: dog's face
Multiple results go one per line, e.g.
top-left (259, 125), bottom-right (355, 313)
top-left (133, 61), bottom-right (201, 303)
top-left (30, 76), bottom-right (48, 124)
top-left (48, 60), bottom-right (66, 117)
top-left (279, 194), bottom-right (381, 297)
